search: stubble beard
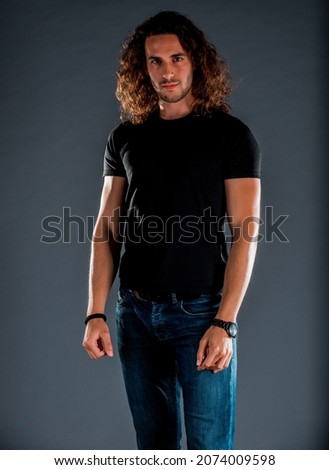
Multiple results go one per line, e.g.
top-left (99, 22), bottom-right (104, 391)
top-left (159, 84), bottom-right (192, 103)
top-left (151, 78), bottom-right (193, 104)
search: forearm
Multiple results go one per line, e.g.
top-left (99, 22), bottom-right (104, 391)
top-left (86, 228), bottom-right (122, 315)
top-left (216, 235), bottom-right (258, 322)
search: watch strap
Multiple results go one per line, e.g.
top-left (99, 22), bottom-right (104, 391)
top-left (211, 318), bottom-right (238, 337)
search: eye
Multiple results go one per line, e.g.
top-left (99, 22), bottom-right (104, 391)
top-left (150, 58), bottom-right (161, 65)
top-left (173, 56), bottom-right (183, 62)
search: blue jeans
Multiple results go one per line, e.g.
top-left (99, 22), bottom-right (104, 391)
top-left (116, 287), bottom-right (237, 450)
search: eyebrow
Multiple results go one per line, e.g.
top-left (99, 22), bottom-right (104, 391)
top-left (146, 52), bottom-right (188, 60)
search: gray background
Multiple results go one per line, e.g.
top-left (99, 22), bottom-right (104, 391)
top-left (0, 0), bottom-right (328, 450)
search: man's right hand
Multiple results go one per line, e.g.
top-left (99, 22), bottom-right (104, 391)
top-left (82, 318), bottom-right (114, 359)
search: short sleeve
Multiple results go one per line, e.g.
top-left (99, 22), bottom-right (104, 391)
top-left (102, 128), bottom-right (127, 178)
top-left (222, 119), bottom-right (261, 179)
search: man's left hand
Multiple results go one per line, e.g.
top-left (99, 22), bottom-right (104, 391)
top-left (196, 326), bottom-right (233, 373)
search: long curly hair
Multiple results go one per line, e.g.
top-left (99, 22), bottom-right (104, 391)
top-left (116, 11), bottom-right (232, 124)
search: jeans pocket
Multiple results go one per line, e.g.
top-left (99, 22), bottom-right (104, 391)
top-left (117, 287), bottom-right (130, 307)
top-left (180, 294), bottom-right (221, 317)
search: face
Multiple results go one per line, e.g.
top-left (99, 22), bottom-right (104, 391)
top-left (145, 34), bottom-right (193, 104)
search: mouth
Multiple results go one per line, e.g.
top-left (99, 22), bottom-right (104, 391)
top-left (161, 82), bottom-right (179, 91)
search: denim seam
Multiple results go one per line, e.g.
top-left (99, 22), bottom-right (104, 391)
top-left (179, 300), bottom-right (218, 317)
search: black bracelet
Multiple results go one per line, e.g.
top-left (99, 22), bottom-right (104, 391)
top-left (84, 313), bottom-right (107, 325)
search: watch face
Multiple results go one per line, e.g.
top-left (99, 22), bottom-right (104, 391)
top-left (228, 324), bottom-right (238, 338)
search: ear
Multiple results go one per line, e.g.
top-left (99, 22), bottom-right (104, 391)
top-left (143, 56), bottom-right (150, 76)
top-left (143, 39), bottom-right (149, 76)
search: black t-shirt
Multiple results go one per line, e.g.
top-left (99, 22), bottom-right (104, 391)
top-left (103, 109), bottom-right (261, 294)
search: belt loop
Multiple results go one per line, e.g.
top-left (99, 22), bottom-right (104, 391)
top-left (171, 293), bottom-right (178, 303)
top-left (132, 291), bottom-right (148, 302)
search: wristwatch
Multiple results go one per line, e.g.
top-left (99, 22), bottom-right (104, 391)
top-left (211, 319), bottom-right (238, 338)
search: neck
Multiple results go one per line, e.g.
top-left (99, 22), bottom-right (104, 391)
top-left (158, 97), bottom-right (194, 120)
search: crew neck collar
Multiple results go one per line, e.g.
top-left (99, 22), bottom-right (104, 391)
top-left (152, 110), bottom-right (194, 122)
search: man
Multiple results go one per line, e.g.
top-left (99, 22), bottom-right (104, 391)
top-left (83, 11), bottom-right (261, 450)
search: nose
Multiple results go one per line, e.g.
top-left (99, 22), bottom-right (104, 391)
top-left (162, 64), bottom-right (174, 81)
top-left (163, 71), bottom-right (174, 80)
